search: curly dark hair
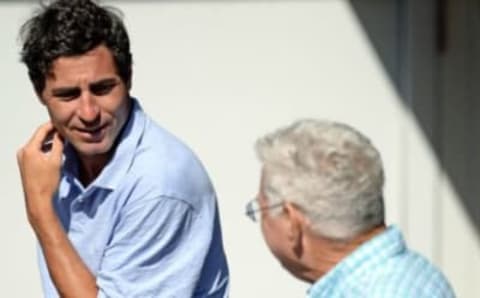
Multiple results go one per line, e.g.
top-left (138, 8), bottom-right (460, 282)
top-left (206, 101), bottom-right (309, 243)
top-left (20, 0), bottom-right (132, 94)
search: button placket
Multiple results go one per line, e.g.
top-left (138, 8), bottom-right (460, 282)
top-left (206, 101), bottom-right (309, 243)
top-left (68, 194), bottom-right (87, 233)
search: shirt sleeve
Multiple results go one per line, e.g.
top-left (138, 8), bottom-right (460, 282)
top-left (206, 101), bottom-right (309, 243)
top-left (96, 196), bottom-right (213, 298)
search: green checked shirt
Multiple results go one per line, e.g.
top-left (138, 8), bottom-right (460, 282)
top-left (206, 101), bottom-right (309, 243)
top-left (308, 225), bottom-right (455, 298)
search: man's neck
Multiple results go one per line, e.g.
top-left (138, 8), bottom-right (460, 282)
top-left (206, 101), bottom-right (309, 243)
top-left (78, 153), bottom-right (111, 186)
top-left (302, 224), bottom-right (386, 283)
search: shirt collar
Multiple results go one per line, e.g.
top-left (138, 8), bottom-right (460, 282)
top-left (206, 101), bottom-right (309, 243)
top-left (61, 97), bottom-right (146, 193)
top-left (308, 225), bottom-right (405, 297)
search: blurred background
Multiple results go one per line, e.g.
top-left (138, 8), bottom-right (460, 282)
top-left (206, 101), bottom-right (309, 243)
top-left (1, 0), bottom-right (479, 297)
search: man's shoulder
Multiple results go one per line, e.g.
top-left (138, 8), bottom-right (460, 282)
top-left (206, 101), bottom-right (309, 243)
top-left (130, 99), bottom-right (198, 163)
top-left (327, 258), bottom-right (455, 298)
top-left (137, 117), bottom-right (208, 179)
top-left (335, 226), bottom-right (455, 298)
top-left (365, 247), bottom-right (455, 297)
top-left (122, 116), bottom-right (215, 208)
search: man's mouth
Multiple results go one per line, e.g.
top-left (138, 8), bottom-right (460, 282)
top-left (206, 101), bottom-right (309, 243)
top-left (75, 124), bottom-right (109, 142)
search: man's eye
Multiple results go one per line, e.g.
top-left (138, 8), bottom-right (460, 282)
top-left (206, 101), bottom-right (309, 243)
top-left (91, 83), bottom-right (116, 96)
top-left (53, 90), bottom-right (80, 101)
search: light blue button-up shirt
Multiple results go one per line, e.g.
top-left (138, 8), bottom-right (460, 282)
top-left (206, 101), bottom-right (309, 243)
top-left (38, 98), bottom-right (229, 297)
top-left (308, 226), bottom-right (455, 298)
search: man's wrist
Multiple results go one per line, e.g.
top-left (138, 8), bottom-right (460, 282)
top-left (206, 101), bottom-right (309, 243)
top-left (27, 199), bottom-right (57, 232)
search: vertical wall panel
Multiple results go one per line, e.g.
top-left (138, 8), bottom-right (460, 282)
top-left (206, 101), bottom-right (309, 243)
top-left (439, 0), bottom-right (480, 296)
top-left (402, 0), bottom-right (439, 261)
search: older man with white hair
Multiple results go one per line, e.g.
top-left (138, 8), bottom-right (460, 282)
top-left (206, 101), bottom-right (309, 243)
top-left (246, 119), bottom-right (455, 297)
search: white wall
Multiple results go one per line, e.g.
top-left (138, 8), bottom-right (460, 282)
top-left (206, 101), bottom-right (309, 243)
top-left (1, 1), bottom-right (477, 297)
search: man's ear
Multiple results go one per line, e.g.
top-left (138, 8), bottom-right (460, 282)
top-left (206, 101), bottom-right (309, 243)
top-left (284, 202), bottom-right (305, 258)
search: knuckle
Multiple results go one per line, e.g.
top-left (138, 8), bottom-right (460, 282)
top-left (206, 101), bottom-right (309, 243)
top-left (16, 149), bottom-right (23, 161)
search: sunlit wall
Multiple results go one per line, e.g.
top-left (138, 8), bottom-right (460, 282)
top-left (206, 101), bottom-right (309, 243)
top-left (1, 1), bottom-right (477, 297)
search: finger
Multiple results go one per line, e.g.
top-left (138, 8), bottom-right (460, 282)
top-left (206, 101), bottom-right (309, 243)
top-left (50, 131), bottom-right (64, 157)
top-left (27, 122), bottom-right (55, 150)
top-left (16, 148), bottom-right (24, 165)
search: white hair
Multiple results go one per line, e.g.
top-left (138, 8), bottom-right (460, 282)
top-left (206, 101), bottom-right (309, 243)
top-left (256, 119), bottom-right (384, 240)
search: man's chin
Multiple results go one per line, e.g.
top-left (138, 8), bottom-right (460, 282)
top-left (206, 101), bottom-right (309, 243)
top-left (72, 142), bottom-right (112, 158)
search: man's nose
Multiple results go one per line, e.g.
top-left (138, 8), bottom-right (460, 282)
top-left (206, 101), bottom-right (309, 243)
top-left (77, 92), bottom-right (100, 125)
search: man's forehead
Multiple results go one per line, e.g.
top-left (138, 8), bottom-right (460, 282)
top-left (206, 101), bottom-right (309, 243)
top-left (51, 45), bottom-right (113, 67)
top-left (46, 46), bottom-right (117, 83)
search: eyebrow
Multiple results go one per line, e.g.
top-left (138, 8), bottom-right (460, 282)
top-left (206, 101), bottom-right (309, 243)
top-left (51, 78), bottom-right (119, 97)
top-left (89, 78), bottom-right (118, 89)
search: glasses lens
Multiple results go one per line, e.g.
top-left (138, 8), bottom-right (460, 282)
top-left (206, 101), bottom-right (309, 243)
top-left (246, 199), bottom-right (258, 222)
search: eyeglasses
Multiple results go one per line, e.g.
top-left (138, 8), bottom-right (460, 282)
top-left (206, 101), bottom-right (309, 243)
top-left (245, 198), bottom-right (283, 222)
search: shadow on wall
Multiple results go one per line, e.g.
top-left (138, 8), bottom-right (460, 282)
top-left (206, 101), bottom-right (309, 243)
top-left (349, 0), bottom-right (480, 237)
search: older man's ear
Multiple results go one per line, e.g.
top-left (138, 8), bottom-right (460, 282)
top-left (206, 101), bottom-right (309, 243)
top-left (283, 202), bottom-right (306, 258)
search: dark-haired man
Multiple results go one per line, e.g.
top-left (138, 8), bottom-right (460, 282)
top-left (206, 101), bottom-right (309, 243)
top-left (16, 1), bottom-right (229, 297)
